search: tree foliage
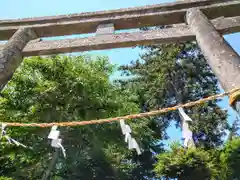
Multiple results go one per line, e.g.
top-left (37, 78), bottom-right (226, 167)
top-left (0, 38), bottom-right (238, 179)
top-left (0, 55), bottom-right (160, 179)
top-left (220, 137), bottom-right (240, 179)
top-left (154, 142), bottom-right (219, 180)
top-left (118, 40), bottom-right (232, 179)
top-left (154, 137), bottom-right (240, 180)
top-left (120, 42), bottom-right (228, 149)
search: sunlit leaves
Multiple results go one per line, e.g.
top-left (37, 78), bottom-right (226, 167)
top-left (0, 55), bottom-right (154, 179)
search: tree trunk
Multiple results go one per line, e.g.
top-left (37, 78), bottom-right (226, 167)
top-left (0, 27), bottom-right (37, 90)
top-left (41, 149), bottom-right (59, 180)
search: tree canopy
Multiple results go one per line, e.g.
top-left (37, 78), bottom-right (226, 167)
top-left (0, 41), bottom-right (239, 179)
top-left (120, 42), bottom-right (228, 149)
top-left (119, 41), bottom-right (238, 179)
top-left (0, 55), bottom-right (161, 179)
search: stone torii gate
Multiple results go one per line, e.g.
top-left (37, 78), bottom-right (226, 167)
top-left (0, 0), bottom-right (240, 109)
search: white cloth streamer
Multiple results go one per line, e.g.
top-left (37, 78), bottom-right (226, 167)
top-left (178, 107), bottom-right (192, 122)
top-left (0, 123), bottom-right (28, 148)
top-left (48, 126), bottom-right (66, 158)
top-left (119, 119), bottom-right (141, 155)
top-left (129, 138), bottom-right (141, 155)
top-left (178, 108), bottom-right (195, 148)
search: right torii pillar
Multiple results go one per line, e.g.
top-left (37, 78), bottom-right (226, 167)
top-left (185, 8), bottom-right (240, 111)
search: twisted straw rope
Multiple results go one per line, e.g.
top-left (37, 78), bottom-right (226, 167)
top-left (2, 88), bottom-right (240, 128)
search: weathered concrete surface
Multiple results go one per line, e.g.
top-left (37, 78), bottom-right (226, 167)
top-left (186, 8), bottom-right (240, 95)
top-left (0, 28), bottom-right (37, 90)
top-left (0, 16), bottom-right (239, 57)
top-left (0, 0), bottom-right (238, 40)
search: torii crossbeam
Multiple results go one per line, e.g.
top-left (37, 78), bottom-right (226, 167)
top-left (0, 0), bottom-right (240, 109)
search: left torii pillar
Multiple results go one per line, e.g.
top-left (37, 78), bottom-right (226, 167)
top-left (0, 28), bottom-right (37, 90)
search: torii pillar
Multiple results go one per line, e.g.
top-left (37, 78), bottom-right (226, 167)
top-left (185, 8), bottom-right (240, 111)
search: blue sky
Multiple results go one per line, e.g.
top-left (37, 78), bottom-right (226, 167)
top-left (1, 0), bottom-right (240, 145)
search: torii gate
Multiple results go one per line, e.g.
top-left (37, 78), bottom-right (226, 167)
top-left (0, 0), bottom-right (240, 109)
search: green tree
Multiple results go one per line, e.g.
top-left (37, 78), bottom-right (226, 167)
top-left (0, 55), bottom-right (160, 179)
top-left (119, 41), bottom-right (229, 179)
top-left (220, 137), bottom-right (240, 179)
top-left (154, 142), bottom-right (220, 180)
top-left (154, 137), bottom-right (240, 180)
top-left (120, 42), bottom-right (228, 149)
